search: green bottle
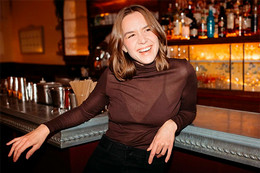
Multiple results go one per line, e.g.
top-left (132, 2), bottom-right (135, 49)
top-left (207, 9), bottom-right (215, 38)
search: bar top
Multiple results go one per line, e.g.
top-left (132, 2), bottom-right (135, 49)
top-left (193, 105), bottom-right (260, 139)
top-left (0, 94), bottom-right (260, 168)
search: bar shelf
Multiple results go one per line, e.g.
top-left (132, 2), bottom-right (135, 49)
top-left (168, 35), bottom-right (260, 45)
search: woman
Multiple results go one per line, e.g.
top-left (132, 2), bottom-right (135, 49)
top-left (7, 5), bottom-right (197, 173)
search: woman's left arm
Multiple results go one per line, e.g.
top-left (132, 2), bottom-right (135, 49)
top-left (147, 119), bottom-right (177, 164)
top-left (147, 61), bottom-right (197, 164)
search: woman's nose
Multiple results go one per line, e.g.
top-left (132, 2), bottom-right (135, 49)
top-left (138, 34), bottom-right (147, 44)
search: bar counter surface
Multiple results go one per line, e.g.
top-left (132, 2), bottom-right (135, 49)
top-left (0, 94), bottom-right (259, 171)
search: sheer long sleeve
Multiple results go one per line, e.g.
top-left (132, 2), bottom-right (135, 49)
top-left (171, 61), bottom-right (197, 132)
top-left (44, 69), bottom-right (110, 133)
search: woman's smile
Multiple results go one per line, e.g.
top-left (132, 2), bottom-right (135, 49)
top-left (122, 12), bottom-right (159, 64)
top-left (138, 45), bottom-right (152, 53)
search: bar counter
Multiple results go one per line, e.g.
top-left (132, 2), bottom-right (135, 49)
top-left (0, 94), bottom-right (259, 172)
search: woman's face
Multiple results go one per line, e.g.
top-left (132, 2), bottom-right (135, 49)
top-left (121, 12), bottom-right (159, 64)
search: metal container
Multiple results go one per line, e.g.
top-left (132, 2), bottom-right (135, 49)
top-left (27, 82), bottom-right (37, 102)
top-left (69, 93), bottom-right (77, 109)
top-left (36, 82), bottom-right (62, 105)
top-left (50, 86), bottom-right (71, 109)
top-left (12, 77), bottom-right (19, 98)
top-left (17, 77), bottom-right (28, 101)
top-left (7, 76), bottom-right (14, 96)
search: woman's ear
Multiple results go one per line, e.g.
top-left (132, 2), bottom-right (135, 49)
top-left (122, 45), bottom-right (128, 53)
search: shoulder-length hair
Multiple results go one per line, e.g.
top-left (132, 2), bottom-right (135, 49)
top-left (108, 4), bottom-right (169, 81)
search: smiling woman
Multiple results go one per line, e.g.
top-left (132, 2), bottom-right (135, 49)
top-left (109, 4), bottom-right (169, 81)
top-left (7, 4), bottom-right (197, 173)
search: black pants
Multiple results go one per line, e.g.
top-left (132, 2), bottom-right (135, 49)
top-left (84, 135), bottom-right (167, 173)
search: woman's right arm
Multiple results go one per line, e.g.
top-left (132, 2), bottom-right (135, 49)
top-left (6, 68), bottom-right (110, 162)
top-left (6, 124), bottom-right (50, 162)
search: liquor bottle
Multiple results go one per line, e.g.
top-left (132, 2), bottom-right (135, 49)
top-left (208, 0), bottom-right (219, 38)
top-left (226, 0), bottom-right (236, 37)
top-left (172, 2), bottom-right (181, 39)
top-left (161, 16), bottom-right (169, 35)
top-left (233, 0), bottom-right (241, 15)
top-left (193, 1), bottom-right (202, 26)
top-left (181, 12), bottom-right (190, 40)
top-left (186, 4), bottom-right (198, 38)
top-left (251, 0), bottom-right (258, 35)
top-left (167, 3), bottom-right (174, 20)
top-left (207, 9), bottom-right (215, 38)
top-left (167, 3), bottom-right (174, 39)
top-left (213, 0), bottom-right (220, 38)
top-left (243, 0), bottom-right (252, 36)
top-left (218, 5), bottom-right (227, 37)
top-left (198, 7), bottom-right (208, 39)
top-left (235, 5), bottom-right (243, 36)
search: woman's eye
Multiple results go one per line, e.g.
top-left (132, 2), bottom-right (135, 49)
top-left (127, 34), bottom-right (135, 39)
top-left (145, 27), bottom-right (151, 32)
top-left (146, 28), bottom-right (151, 32)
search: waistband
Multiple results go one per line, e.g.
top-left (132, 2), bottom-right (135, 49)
top-left (99, 135), bottom-right (149, 158)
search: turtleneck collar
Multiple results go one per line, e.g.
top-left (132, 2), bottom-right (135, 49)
top-left (133, 60), bottom-right (157, 75)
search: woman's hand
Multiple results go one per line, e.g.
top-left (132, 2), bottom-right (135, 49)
top-left (6, 124), bottom-right (50, 162)
top-left (147, 119), bottom-right (177, 164)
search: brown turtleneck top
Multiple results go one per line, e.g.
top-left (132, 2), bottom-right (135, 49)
top-left (44, 58), bottom-right (197, 149)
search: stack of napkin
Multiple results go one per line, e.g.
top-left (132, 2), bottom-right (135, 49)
top-left (69, 79), bottom-right (97, 106)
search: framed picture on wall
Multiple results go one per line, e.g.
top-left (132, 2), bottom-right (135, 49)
top-left (19, 26), bottom-right (44, 54)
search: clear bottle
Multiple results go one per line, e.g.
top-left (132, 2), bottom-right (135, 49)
top-left (198, 7), bottom-right (208, 39)
top-left (193, 1), bottom-right (202, 26)
top-left (207, 9), bottom-right (215, 38)
top-left (251, 0), bottom-right (258, 35)
top-left (235, 5), bottom-right (243, 36)
top-left (181, 12), bottom-right (190, 40)
top-left (172, 2), bottom-right (181, 39)
top-left (242, 0), bottom-right (252, 36)
top-left (226, 0), bottom-right (236, 37)
top-left (218, 5), bottom-right (227, 37)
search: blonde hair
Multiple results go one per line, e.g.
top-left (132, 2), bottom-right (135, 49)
top-left (108, 5), bottom-right (169, 81)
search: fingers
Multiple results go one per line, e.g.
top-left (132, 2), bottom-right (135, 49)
top-left (147, 140), bottom-right (154, 151)
top-left (7, 136), bottom-right (33, 162)
top-left (148, 147), bottom-right (156, 164)
top-left (26, 145), bottom-right (39, 160)
top-left (12, 138), bottom-right (30, 162)
top-left (165, 144), bottom-right (173, 163)
top-left (7, 138), bottom-right (22, 158)
top-left (6, 137), bottom-right (20, 146)
top-left (148, 142), bottom-right (173, 164)
top-left (156, 145), bottom-right (168, 158)
top-left (6, 124), bottom-right (49, 162)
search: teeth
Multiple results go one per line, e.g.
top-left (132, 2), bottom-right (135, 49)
top-left (139, 47), bottom-right (151, 53)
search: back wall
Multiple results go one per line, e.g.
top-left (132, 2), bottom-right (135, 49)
top-left (0, 0), bottom-right (64, 65)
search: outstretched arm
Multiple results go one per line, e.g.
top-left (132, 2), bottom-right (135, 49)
top-left (6, 68), bottom-right (110, 162)
top-left (6, 124), bottom-right (50, 162)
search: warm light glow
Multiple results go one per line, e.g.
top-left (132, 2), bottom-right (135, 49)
top-left (168, 43), bottom-right (260, 91)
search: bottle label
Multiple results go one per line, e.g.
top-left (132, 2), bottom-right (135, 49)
top-left (243, 18), bottom-right (251, 29)
top-left (227, 13), bottom-right (234, 29)
top-left (173, 21), bottom-right (180, 35)
top-left (219, 20), bottom-right (224, 27)
top-left (201, 23), bottom-right (207, 30)
top-left (194, 13), bottom-right (201, 24)
top-left (182, 26), bottom-right (190, 37)
top-left (190, 28), bottom-right (198, 36)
